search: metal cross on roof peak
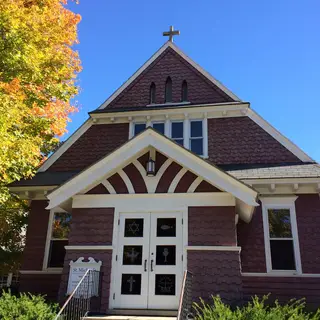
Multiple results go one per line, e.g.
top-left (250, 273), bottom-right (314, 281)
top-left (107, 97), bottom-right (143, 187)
top-left (163, 26), bottom-right (180, 42)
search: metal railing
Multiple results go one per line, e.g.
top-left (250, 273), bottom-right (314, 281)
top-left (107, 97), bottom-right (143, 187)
top-left (177, 270), bottom-right (193, 320)
top-left (55, 269), bottom-right (100, 320)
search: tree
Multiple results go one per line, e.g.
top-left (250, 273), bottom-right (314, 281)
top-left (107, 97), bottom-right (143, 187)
top-left (0, 0), bottom-right (81, 271)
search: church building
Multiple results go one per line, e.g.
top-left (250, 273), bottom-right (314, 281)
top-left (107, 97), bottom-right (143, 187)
top-left (10, 28), bottom-right (320, 313)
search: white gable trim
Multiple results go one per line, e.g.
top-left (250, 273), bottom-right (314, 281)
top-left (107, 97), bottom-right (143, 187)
top-left (98, 41), bottom-right (240, 110)
top-left (46, 129), bottom-right (258, 210)
top-left (247, 109), bottom-right (314, 162)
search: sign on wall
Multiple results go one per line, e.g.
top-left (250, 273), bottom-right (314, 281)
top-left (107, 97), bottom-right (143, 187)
top-left (67, 257), bottom-right (102, 296)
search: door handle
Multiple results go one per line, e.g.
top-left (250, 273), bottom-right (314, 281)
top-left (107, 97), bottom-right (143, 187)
top-left (144, 259), bottom-right (147, 272)
top-left (151, 259), bottom-right (154, 272)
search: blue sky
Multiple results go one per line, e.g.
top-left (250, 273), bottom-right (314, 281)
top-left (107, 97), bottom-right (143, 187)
top-left (66, 0), bottom-right (320, 162)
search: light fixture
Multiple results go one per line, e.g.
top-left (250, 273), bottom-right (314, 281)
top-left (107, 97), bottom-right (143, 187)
top-left (146, 158), bottom-right (155, 176)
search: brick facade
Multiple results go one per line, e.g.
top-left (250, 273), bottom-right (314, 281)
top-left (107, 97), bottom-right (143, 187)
top-left (48, 123), bottom-right (129, 171)
top-left (21, 200), bottom-right (49, 270)
top-left (295, 194), bottom-right (320, 273)
top-left (107, 47), bottom-right (233, 109)
top-left (242, 276), bottom-right (320, 310)
top-left (188, 206), bottom-right (236, 246)
top-left (237, 204), bottom-right (267, 273)
top-left (208, 117), bottom-right (301, 165)
top-left (69, 208), bottom-right (114, 245)
top-left (188, 251), bottom-right (242, 304)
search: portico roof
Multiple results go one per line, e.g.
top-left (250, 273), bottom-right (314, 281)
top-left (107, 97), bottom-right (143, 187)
top-left (46, 128), bottom-right (258, 220)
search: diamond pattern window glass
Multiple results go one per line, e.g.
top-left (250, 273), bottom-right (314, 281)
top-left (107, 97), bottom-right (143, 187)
top-left (124, 219), bottom-right (144, 237)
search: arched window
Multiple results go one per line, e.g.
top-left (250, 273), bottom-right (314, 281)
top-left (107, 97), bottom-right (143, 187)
top-left (150, 82), bottom-right (156, 104)
top-left (181, 80), bottom-right (188, 101)
top-left (165, 77), bottom-right (172, 103)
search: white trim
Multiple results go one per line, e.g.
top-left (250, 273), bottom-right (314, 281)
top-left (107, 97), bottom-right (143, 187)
top-left (168, 168), bottom-right (188, 193)
top-left (102, 180), bottom-right (116, 194)
top-left (242, 272), bottom-right (320, 278)
top-left (65, 245), bottom-right (113, 250)
top-left (118, 169), bottom-right (135, 194)
top-left (261, 196), bottom-right (302, 275)
top-left (186, 246), bottom-right (241, 252)
top-left (203, 116), bottom-right (208, 158)
top-left (247, 108), bottom-right (314, 162)
top-left (98, 42), bottom-right (240, 111)
top-left (38, 119), bottom-right (93, 172)
top-left (42, 209), bottom-right (54, 270)
top-left (20, 269), bottom-right (63, 275)
top-left (72, 193), bottom-right (235, 210)
top-left (187, 177), bottom-right (203, 193)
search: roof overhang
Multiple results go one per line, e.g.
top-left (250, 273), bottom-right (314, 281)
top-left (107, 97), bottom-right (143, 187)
top-left (46, 128), bottom-right (258, 220)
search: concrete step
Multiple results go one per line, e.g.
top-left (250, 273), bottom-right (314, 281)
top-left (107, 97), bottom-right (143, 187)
top-left (84, 316), bottom-right (177, 320)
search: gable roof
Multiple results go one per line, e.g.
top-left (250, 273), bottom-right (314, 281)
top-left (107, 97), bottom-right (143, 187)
top-left (46, 128), bottom-right (258, 219)
top-left (97, 41), bottom-right (241, 110)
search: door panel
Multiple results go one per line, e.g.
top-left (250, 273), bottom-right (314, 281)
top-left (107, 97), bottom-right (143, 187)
top-left (148, 212), bottom-right (183, 309)
top-left (115, 213), bottom-right (150, 309)
top-left (114, 212), bottom-right (183, 310)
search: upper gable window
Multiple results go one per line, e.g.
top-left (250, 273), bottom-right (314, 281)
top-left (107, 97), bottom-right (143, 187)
top-left (190, 120), bottom-right (203, 156)
top-left (171, 121), bottom-right (184, 146)
top-left (152, 122), bottom-right (165, 135)
top-left (134, 123), bottom-right (146, 136)
top-left (181, 80), bottom-right (188, 101)
top-left (150, 82), bottom-right (156, 104)
top-left (165, 77), bottom-right (172, 103)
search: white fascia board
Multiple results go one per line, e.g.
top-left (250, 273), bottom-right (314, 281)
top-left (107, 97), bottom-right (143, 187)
top-left (47, 129), bottom-right (258, 210)
top-left (38, 118), bottom-right (93, 172)
top-left (98, 42), bottom-right (240, 110)
top-left (247, 109), bottom-right (314, 163)
top-left (243, 177), bottom-right (320, 185)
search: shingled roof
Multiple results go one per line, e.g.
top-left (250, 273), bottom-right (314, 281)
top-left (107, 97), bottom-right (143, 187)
top-left (226, 163), bottom-right (320, 180)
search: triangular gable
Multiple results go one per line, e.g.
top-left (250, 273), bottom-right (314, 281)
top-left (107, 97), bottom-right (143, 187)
top-left (98, 41), bottom-right (240, 110)
top-left (47, 128), bottom-right (258, 220)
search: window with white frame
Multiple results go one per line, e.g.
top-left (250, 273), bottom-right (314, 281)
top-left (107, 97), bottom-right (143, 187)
top-left (130, 118), bottom-right (207, 157)
top-left (261, 197), bottom-right (301, 273)
top-left (171, 121), bottom-right (184, 146)
top-left (190, 120), bottom-right (203, 155)
top-left (46, 212), bottom-right (71, 268)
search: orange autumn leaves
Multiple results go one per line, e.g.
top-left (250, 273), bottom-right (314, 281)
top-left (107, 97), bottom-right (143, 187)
top-left (0, 0), bottom-right (81, 200)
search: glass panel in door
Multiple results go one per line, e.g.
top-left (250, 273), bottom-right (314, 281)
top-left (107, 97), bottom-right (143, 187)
top-left (115, 214), bottom-right (150, 309)
top-left (148, 212), bottom-right (183, 310)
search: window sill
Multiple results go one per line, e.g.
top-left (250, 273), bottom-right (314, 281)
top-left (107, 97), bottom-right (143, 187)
top-left (146, 102), bottom-right (191, 107)
top-left (267, 270), bottom-right (301, 276)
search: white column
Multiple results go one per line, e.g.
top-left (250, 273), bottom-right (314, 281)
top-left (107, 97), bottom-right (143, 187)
top-left (165, 115), bottom-right (171, 138)
top-left (183, 114), bottom-right (189, 150)
top-left (203, 115), bottom-right (208, 158)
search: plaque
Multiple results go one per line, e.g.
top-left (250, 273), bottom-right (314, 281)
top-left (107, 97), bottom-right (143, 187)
top-left (67, 257), bottom-right (102, 296)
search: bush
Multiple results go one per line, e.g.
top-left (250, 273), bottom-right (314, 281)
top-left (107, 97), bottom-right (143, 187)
top-left (0, 291), bottom-right (58, 320)
top-left (193, 295), bottom-right (320, 320)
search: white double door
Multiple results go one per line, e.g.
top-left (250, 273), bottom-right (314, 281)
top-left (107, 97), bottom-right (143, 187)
top-left (114, 212), bottom-right (183, 310)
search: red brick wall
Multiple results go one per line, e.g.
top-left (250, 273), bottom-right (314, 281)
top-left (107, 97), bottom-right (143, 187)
top-left (208, 117), bottom-right (301, 164)
top-left (48, 123), bottom-right (129, 171)
top-left (295, 194), bottom-right (320, 273)
top-left (21, 200), bottom-right (49, 270)
top-left (58, 251), bottom-right (112, 312)
top-left (69, 208), bottom-right (114, 245)
top-left (107, 47), bottom-right (233, 109)
top-left (242, 276), bottom-right (320, 310)
top-left (188, 206), bottom-right (236, 246)
top-left (237, 205), bottom-right (267, 273)
top-left (19, 274), bottom-right (61, 302)
top-left (188, 251), bottom-right (242, 304)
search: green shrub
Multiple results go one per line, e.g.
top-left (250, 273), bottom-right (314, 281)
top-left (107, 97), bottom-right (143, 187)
top-left (193, 295), bottom-right (320, 320)
top-left (0, 291), bottom-right (58, 320)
